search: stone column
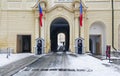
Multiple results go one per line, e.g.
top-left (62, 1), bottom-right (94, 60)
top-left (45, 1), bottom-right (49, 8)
top-left (74, 14), bottom-right (79, 39)
top-left (72, 12), bottom-right (79, 53)
top-left (73, 0), bottom-right (80, 39)
top-left (35, 17), bottom-right (39, 39)
top-left (34, 12), bottom-right (39, 53)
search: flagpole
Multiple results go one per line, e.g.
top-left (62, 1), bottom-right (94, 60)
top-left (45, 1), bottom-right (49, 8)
top-left (39, 24), bottom-right (40, 38)
top-left (79, 0), bottom-right (80, 38)
top-left (79, 0), bottom-right (82, 38)
top-left (78, 25), bottom-right (80, 37)
top-left (38, 3), bottom-right (43, 38)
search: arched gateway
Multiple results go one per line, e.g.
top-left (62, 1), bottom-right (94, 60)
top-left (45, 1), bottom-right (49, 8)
top-left (50, 17), bottom-right (70, 52)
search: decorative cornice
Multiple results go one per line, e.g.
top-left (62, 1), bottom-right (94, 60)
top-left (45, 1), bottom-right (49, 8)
top-left (72, 0), bottom-right (80, 6)
top-left (32, 0), bottom-right (87, 13)
top-left (32, 0), bottom-right (47, 8)
top-left (46, 4), bottom-right (73, 13)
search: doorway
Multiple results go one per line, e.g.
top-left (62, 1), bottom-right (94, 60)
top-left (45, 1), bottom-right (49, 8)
top-left (17, 35), bottom-right (31, 53)
top-left (57, 33), bottom-right (65, 51)
top-left (89, 35), bottom-right (101, 55)
top-left (50, 17), bottom-right (69, 52)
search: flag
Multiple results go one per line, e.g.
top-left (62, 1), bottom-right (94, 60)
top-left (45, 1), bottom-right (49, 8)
top-left (39, 4), bottom-right (43, 27)
top-left (80, 3), bottom-right (83, 27)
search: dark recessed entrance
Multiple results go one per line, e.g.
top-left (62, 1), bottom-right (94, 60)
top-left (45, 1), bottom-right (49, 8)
top-left (17, 35), bottom-right (31, 53)
top-left (50, 18), bottom-right (70, 52)
top-left (89, 35), bottom-right (101, 55)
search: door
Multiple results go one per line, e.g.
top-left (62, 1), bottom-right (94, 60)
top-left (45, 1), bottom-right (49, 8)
top-left (90, 35), bottom-right (101, 55)
top-left (17, 35), bottom-right (31, 53)
top-left (22, 35), bottom-right (31, 53)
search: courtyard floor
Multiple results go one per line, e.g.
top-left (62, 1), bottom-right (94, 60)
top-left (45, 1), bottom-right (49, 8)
top-left (11, 52), bottom-right (120, 76)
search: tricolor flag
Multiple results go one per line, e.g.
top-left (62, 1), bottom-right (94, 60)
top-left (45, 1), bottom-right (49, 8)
top-left (79, 3), bottom-right (83, 27)
top-left (39, 4), bottom-right (43, 27)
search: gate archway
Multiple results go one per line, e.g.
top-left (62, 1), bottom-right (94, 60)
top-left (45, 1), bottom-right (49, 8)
top-left (50, 17), bottom-right (70, 52)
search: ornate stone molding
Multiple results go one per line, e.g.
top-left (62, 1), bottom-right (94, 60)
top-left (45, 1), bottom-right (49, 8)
top-left (46, 4), bottom-right (73, 13)
top-left (72, 0), bottom-right (87, 11)
top-left (33, 0), bottom-right (87, 18)
top-left (32, 0), bottom-right (47, 10)
top-left (72, 0), bottom-right (80, 6)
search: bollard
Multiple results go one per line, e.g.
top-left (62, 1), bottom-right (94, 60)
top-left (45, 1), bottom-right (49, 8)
top-left (8, 48), bottom-right (11, 56)
top-left (6, 48), bottom-right (11, 58)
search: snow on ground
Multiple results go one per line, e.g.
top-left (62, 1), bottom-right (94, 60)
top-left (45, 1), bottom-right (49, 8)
top-left (0, 53), bottom-right (33, 67)
top-left (13, 52), bottom-right (120, 76)
top-left (39, 53), bottom-right (120, 76)
top-left (66, 54), bottom-right (120, 76)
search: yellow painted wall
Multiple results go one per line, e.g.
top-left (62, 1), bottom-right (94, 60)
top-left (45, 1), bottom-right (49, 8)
top-left (0, 10), bottom-right (35, 53)
top-left (0, 0), bottom-right (120, 53)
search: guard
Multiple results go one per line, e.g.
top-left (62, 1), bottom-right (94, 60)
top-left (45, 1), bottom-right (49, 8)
top-left (37, 40), bottom-right (42, 54)
top-left (78, 40), bottom-right (82, 54)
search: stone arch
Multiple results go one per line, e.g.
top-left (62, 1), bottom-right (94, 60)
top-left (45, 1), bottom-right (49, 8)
top-left (47, 14), bottom-right (73, 52)
top-left (48, 15), bottom-right (71, 32)
top-left (89, 21), bottom-right (106, 55)
top-left (50, 17), bottom-right (70, 52)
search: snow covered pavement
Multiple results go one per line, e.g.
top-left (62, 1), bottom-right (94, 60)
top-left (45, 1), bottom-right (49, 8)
top-left (13, 52), bottom-right (120, 76)
top-left (0, 53), bottom-right (33, 67)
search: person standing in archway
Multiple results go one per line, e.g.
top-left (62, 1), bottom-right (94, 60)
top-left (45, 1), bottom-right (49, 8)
top-left (63, 42), bottom-right (66, 52)
top-left (78, 40), bottom-right (82, 54)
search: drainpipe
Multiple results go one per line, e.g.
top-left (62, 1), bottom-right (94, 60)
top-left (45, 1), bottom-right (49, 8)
top-left (111, 0), bottom-right (117, 51)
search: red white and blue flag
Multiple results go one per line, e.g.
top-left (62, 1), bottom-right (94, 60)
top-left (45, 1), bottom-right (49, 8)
top-left (39, 4), bottom-right (43, 27)
top-left (80, 3), bottom-right (83, 27)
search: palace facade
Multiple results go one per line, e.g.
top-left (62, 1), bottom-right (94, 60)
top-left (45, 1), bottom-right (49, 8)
top-left (0, 0), bottom-right (120, 55)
